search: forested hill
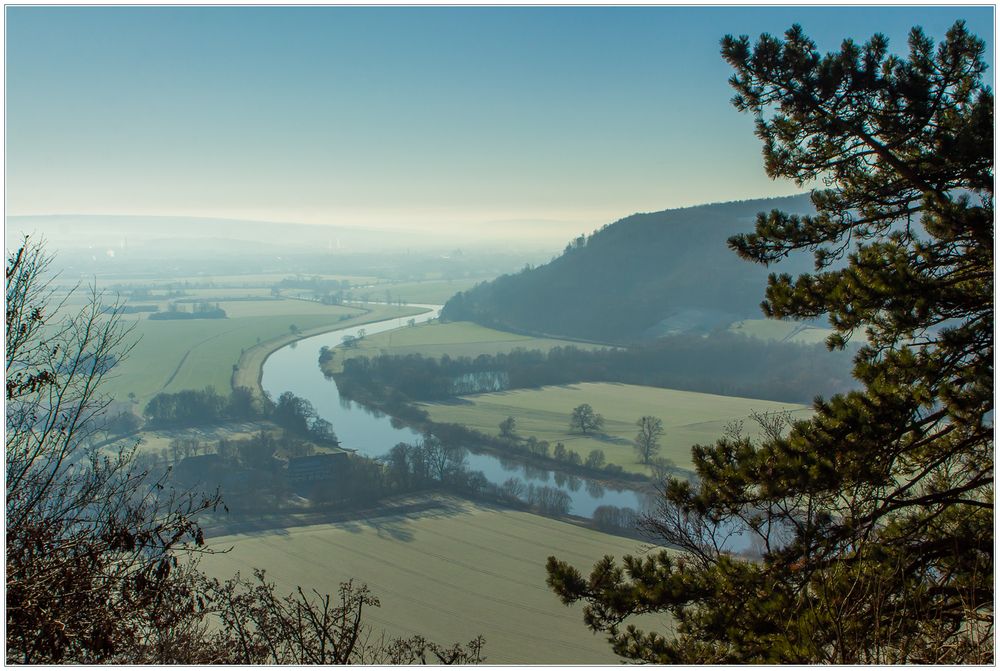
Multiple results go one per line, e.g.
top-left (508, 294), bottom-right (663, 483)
top-left (441, 194), bottom-right (816, 343)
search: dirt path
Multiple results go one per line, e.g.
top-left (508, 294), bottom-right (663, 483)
top-left (160, 324), bottom-right (246, 390)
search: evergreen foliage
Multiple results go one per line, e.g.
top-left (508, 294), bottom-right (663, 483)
top-left (546, 22), bottom-right (993, 664)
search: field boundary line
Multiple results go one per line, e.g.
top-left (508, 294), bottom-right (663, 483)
top-left (160, 324), bottom-right (248, 391)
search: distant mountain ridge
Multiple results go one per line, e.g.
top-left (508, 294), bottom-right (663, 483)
top-left (441, 194), bottom-right (816, 343)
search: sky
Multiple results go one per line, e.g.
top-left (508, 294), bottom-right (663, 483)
top-left (5, 5), bottom-right (995, 239)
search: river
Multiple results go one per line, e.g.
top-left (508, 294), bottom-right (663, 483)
top-left (260, 304), bottom-right (650, 518)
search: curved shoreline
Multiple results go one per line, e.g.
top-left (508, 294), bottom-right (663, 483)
top-left (230, 303), bottom-right (430, 400)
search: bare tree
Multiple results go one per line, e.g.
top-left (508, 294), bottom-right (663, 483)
top-left (499, 415), bottom-right (517, 439)
top-left (634, 415), bottom-right (664, 464)
top-left (206, 571), bottom-right (486, 664)
top-left (6, 237), bottom-right (220, 663)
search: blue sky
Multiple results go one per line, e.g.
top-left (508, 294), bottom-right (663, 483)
top-left (5, 5), bottom-right (994, 237)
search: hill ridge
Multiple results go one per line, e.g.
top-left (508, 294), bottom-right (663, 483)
top-left (442, 194), bottom-right (816, 343)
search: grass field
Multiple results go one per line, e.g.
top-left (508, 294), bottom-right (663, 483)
top-left (199, 495), bottom-right (665, 664)
top-left (420, 382), bottom-right (812, 473)
top-left (327, 320), bottom-right (604, 374)
top-left (729, 318), bottom-right (832, 345)
top-left (103, 301), bottom-right (424, 405)
top-left (105, 307), bottom-right (359, 404)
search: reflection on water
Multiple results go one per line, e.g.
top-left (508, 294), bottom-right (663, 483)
top-left (585, 480), bottom-right (606, 499)
top-left (260, 304), bottom-right (648, 519)
top-left (497, 455), bottom-right (519, 473)
top-left (522, 463), bottom-right (550, 483)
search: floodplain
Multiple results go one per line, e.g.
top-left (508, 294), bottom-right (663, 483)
top-left (420, 381), bottom-right (812, 473)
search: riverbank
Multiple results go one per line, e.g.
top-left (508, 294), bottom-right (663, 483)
top-left (259, 305), bottom-right (646, 518)
top-left (231, 303), bottom-right (429, 400)
top-left (327, 375), bottom-right (661, 491)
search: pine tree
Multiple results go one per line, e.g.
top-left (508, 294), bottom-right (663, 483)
top-left (546, 21), bottom-right (992, 664)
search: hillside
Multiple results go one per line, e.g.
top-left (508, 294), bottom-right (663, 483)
top-left (441, 194), bottom-right (816, 343)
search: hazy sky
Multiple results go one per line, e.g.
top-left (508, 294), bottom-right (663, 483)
top-left (6, 5), bottom-right (994, 237)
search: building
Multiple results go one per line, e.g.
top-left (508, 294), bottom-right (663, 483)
top-left (287, 452), bottom-right (348, 486)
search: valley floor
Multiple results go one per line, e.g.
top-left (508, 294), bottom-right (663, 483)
top-left (420, 381), bottom-right (812, 473)
top-left (199, 493), bottom-right (666, 664)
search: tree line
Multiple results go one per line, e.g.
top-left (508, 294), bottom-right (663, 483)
top-left (335, 332), bottom-right (855, 408)
top-left (143, 386), bottom-right (337, 445)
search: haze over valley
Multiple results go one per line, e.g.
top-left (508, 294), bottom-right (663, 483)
top-left (6, 5), bottom-right (992, 665)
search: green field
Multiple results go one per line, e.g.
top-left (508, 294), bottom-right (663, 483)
top-left (729, 318), bottom-right (832, 345)
top-left (420, 382), bottom-right (811, 473)
top-left (103, 300), bottom-right (423, 404)
top-left (328, 320), bottom-right (604, 374)
top-left (54, 278), bottom-right (495, 405)
top-left (199, 496), bottom-right (663, 664)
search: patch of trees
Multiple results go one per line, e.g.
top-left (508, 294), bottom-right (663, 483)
top-left (143, 387), bottom-right (336, 445)
top-left (440, 194), bottom-right (817, 343)
top-left (272, 391), bottom-right (338, 445)
top-left (300, 436), bottom-right (576, 520)
top-left (148, 302), bottom-right (226, 320)
top-left (591, 505), bottom-right (641, 534)
top-left (335, 353), bottom-right (518, 402)
top-left (377, 412), bottom-right (646, 486)
top-left (101, 409), bottom-right (143, 436)
top-left (143, 386), bottom-right (263, 426)
top-left (336, 332), bottom-right (855, 407)
top-left (382, 436), bottom-right (469, 491)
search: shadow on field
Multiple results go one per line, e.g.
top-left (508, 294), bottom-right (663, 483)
top-left (341, 518), bottom-right (415, 542)
top-left (205, 495), bottom-right (473, 542)
top-left (592, 433), bottom-right (631, 446)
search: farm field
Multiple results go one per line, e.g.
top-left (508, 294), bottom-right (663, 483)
top-left (199, 495), bottom-right (664, 664)
top-left (327, 320), bottom-right (605, 374)
top-left (420, 382), bottom-right (812, 473)
top-left (729, 318), bottom-right (832, 345)
top-left (364, 278), bottom-right (483, 305)
top-left (104, 301), bottom-right (423, 405)
top-left (95, 272), bottom-right (380, 289)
